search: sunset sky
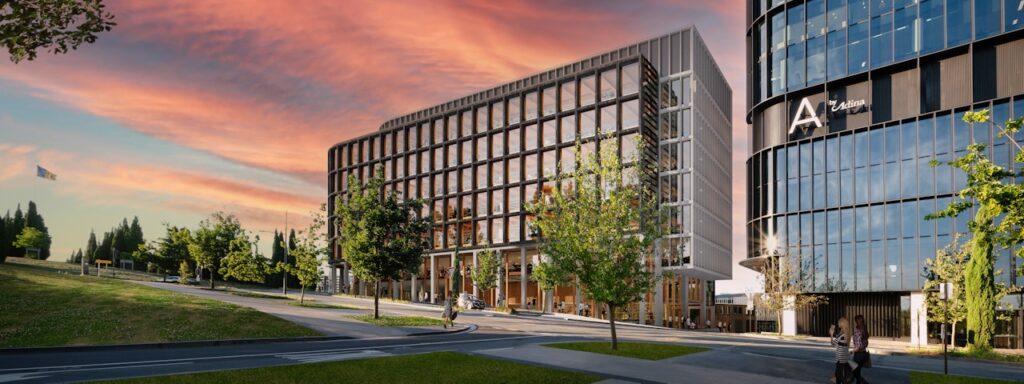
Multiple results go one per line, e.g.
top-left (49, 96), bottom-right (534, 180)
top-left (0, 0), bottom-right (756, 292)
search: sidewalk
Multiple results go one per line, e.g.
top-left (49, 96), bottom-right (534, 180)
top-left (137, 282), bottom-right (469, 338)
top-left (474, 343), bottom-right (816, 384)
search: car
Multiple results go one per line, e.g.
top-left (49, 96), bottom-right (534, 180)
top-left (457, 293), bottom-right (485, 310)
top-left (163, 276), bottom-right (181, 283)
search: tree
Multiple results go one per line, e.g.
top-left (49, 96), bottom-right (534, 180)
top-left (531, 259), bottom-right (567, 313)
top-left (13, 226), bottom-right (50, 258)
top-left (85, 230), bottom-right (98, 264)
top-left (11, 204), bottom-right (24, 256)
top-left (219, 232), bottom-right (270, 284)
top-left (924, 235), bottom-right (970, 350)
top-left (266, 230), bottom-right (285, 288)
top-left (755, 250), bottom-right (827, 335)
top-left (337, 170), bottom-right (430, 319)
top-left (527, 138), bottom-right (660, 350)
top-left (928, 110), bottom-right (1024, 350)
top-left (0, 0), bottom-right (116, 63)
top-left (178, 259), bottom-right (192, 285)
top-left (0, 213), bottom-right (8, 263)
top-left (24, 201), bottom-right (51, 259)
top-left (450, 257), bottom-right (461, 297)
top-left (287, 207), bottom-right (328, 304)
top-left (154, 225), bottom-right (191, 278)
top-left (188, 212), bottom-right (242, 289)
top-left (470, 248), bottom-right (500, 306)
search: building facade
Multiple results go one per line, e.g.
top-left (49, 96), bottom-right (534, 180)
top-left (327, 26), bottom-right (732, 327)
top-left (745, 0), bottom-right (1024, 347)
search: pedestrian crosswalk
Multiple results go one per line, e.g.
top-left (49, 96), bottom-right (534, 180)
top-left (276, 350), bottom-right (391, 364)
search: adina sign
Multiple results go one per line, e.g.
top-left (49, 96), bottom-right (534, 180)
top-left (788, 97), bottom-right (869, 134)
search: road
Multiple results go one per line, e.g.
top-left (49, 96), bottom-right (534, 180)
top-left (2, 286), bottom-right (1021, 383)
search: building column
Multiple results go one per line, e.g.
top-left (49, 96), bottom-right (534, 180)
top-left (700, 282), bottom-right (708, 328)
top-left (411, 270), bottom-right (419, 303)
top-left (680, 273), bottom-right (689, 327)
top-left (910, 291), bottom-right (928, 348)
top-left (328, 266), bottom-right (336, 295)
top-left (472, 252), bottom-right (479, 297)
top-left (782, 295), bottom-right (797, 336)
top-left (520, 246), bottom-right (528, 310)
top-left (430, 255), bottom-right (437, 304)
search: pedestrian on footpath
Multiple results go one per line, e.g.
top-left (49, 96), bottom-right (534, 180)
top-left (441, 290), bottom-right (458, 328)
top-left (830, 317), bottom-right (854, 384)
top-left (851, 315), bottom-right (871, 383)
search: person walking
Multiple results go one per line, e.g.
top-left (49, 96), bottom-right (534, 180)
top-left (851, 315), bottom-right (871, 383)
top-left (441, 290), bottom-right (457, 328)
top-left (830, 317), bottom-right (854, 384)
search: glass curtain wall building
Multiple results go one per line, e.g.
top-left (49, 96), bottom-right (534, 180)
top-left (746, 0), bottom-right (1024, 347)
top-left (328, 26), bottom-right (732, 328)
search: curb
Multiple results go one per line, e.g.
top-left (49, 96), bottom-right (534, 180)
top-left (0, 335), bottom-right (355, 355)
top-left (407, 324), bottom-right (478, 337)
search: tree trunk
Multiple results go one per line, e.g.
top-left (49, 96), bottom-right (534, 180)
top-left (300, 285), bottom-right (306, 304)
top-left (209, 268), bottom-right (216, 289)
top-left (374, 280), bottom-right (380, 319)
top-left (608, 303), bottom-right (618, 350)
top-left (951, 321), bottom-right (958, 351)
top-left (777, 311), bottom-right (783, 335)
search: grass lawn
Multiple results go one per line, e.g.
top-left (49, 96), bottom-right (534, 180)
top-left (544, 341), bottom-right (709, 360)
top-left (909, 371), bottom-right (1023, 384)
top-left (7, 257), bottom-right (161, 282)
top-left (906, 348), bottom-right (1024, 365)
top-left (350, 314), bottom-right (444, 327)
top-left (97, 351), bottom-right (600, 383)
top-left (0, 263), bottom-right (319, 348)
top-left (288, 301), bottom-right (361, 310)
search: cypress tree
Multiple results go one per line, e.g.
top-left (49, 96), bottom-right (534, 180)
top-left (0, 213), bottom-right (7, 263)
top-left (11, 204), bottom-right (24, 256)
top-left (85, 231), bottom-right (98, 264)
top-left (24, 201), bottom-right (51, 259)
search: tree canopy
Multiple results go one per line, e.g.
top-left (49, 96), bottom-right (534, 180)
top-left (188, 212), bottom-right (243, 289)
top-left (0, 0), bottom-right (116, 63)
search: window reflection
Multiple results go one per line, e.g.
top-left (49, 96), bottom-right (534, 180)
top-left (447, 116), bottom-right (458, 140)
top-left (561, 81), bottom-right (576, 111)
top-left (525, 124), bottom-right (538, 151)
top-left (525, 153), bottom-right (538, 180)
top-left (580, 75), bottom-right (596, 107)
top-left (476, 137), bottom-right (487, 160)
top-left (492, 189), bottom-right (505, 214)
top-left (476, 164), bottom-right (487, 189)
top-left (600, 105), bottom-right (618, 133)
top-left (476, 107), bottom-right (489, 133)
top-left (492, 160), bottom-right (505, 185)
top-left (493, 101), bottom-right (505, 129)
top-left (508, 128), bottom-right (521, 154)
top-left (433, 118), bottom-right (444, 143)
top-left (542, 150), bottom-right (557, 178)
top-left (492, 133), bottom-right (505, 156)
top-left (622, 100), bottom-right (639, 129)
top-left (447, 144), bottom-right (458, 167)
top-left (509, 187), bottom-right (521, 213)
top-left (542, 120), bottom-right (557, 147)
top-left (560, 146), bottom-right (576, 174)
top-left (622, 133), bottom-right (639, 162)
top-left (524, 92), bottom-right (538, 121)
top-left (508, 157), bottom-right (521, 184)
top-left (461, 110), bottom-right (473, 136)
top-left (542, 87), bottom-right (556, 117)
top-left (447, 171), bottom-right (458, 194)
top-left (560, 115), bottom-right (576, 143)
top-left (600, 69), bottom-right (618, 101)
top-left (622, 63), bottom-right (640, 95)
top-left (492, 218), bottom-right (505, 243)
top-left (581, 110), bottom-right (596, 139)
top-left (476, 191), bottom-right (487, 218)
top-left (508, 216), bottom-right (521, 242)
top-left (461, 140), bottom-right (472, 164)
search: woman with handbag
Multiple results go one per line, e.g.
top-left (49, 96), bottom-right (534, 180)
top-left (851, 315), bottom-right (871, 383)
top-left (830, 317), bottom-right (853, 384)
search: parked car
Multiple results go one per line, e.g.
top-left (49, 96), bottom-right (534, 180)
top-left (457, 293), bottom-right (485, 310)
top-left (164, 276), bottom-right (181, 283)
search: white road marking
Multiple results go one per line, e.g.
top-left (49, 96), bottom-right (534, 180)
top-left (277, 350), bottom-right (390, 364)
top-left (0, 373), bottom-right (48, 383)
top-left (0, 335), bottom-right (543, 374)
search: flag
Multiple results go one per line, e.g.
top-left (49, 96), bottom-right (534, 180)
top-left (36, 165), bottom-right (57, 181)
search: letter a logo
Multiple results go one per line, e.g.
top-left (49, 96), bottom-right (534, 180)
top-left (788, 97), bottom-right (823, 134)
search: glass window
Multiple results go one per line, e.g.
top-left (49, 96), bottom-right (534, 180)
top-left (850, 0), bottom-right (869, 22)
top-left (661, 142), bottom-right (678, 170)
top-left (920, 0), bottom-right (945, 53)
top-left (827, 29), bottom-right (848, 79)
top-left (542, 150), bottom-right (557, 178)
top-left (580, 75), bottom-right (596, 107)
top-left (524, 91), bottom-right (538, 121)
top-left (420, 123), bottom-right (430, 147)
top-left (848, 21), bottom-right (870, 73)
top-left (476, 137), bottom-right (487, 160)
top-left (508, 97), bottom-right (521, 125)
top-left (542, 87), bottom-right (556, 117)
top-left (491, 161), bottom-right (505, 185)
top-left (508, 157), bottom-right (521, 184)
top-left (871, 13), bottom-right (893, 68)
top-left (493, 189), bottom-right (505, 214)
top-left (622, 63), bottom-right (640, 95)
top-left (622, 133), bottom-right (639, 162)
top-left (560, 81), bottom-right (576, 111)
top-left (509, 187), bottom-right (521, 213)
top-left (476, 107), bottom-right (488, 133)
top-left (622, 99), bottom-right (639, 129)
top-left (561, 115), bottom-right (576, 143)
top-left (476, 164), bottom-right (487, 190)
top-left (542, 120), bottom-right (557, 147)
top-left (808, 0), bottom-right (826, 37)
top-left (447, 116), bottom-right (458, 140)
top-left (581, 110), bottom-right (596, 138)
top-left (829, 0), bottom-right (849, 31)
top-left (525, 153), bottom-right (538, 181)
top-left (409, 153), bottom-right (418, 175)
top-left (788, 5), bottom-right (807, 89)
top-left (491, 133), bottom-right (505, 157)
top-left (461, 111), bottom-right (472, 136)
top-left (1007, 0), bottom-right (1024, 31)
top-left (788, 4), bottom-right (806, 45)
top-left (600, 68), bottom-right (617, 101)
top-left (525, 124), bottom-right (538, 151)
top-left (508, 216), bottom-right (521, 241)
top-left (447, 171), bottom-right (458, 194)
top-left (946, 0), bottom-right (971, 46)
top-left (492, 218), bottom-right (505, 243)
top-left (807, 36), bottom-right (826, 84)
top-left (433, 119), bottom-right (444, 143)
top-left (770, 11), bottom-right (787, 95)
top-left (600, 105), bottom-right (618, 133)
top-left (975, 0), bottom-right (1000, 38)
top-left (462, 167), bottom-right (472, 192)
top-left (560, 146), bottom-right (576, 174)
top-left (462, 140), bottom-right (472, 164)
top-left (660, 111), bottom-right (677, 139)
top-left (894, 5), bottom-right (919, 61)
top-left (508, 128), bottom-right (521, 154)
top-left (447, 144), bottom-right (458, 167)
top-left (492, 101), bottom-right (505, 129)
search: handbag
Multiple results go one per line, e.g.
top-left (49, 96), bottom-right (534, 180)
top-left (853, 351), bottom-right (872, 368)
